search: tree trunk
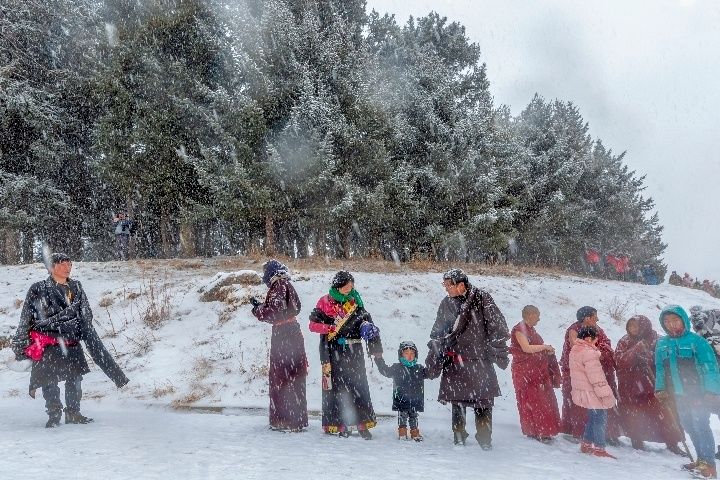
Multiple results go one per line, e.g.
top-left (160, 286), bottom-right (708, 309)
top-left (342, 231), bottom-right (352, 260)
top-left (179, 218), bottom-right (196, 258)
top-left (3, 229), bottom-right (20, 264)
top-left (265, 214), bottom-right (275, 255)
top-left (160, 209), bottom-right (171, 258)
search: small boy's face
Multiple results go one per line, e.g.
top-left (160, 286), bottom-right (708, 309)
top-left (402, 348), bottom-right (416, 362)
top-left (663, 313), bottom-right (686, 337)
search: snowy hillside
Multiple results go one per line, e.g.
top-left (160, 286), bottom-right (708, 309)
top-left (2, 259), bottom-right (720, 480)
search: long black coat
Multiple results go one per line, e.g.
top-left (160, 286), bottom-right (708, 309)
top-left (13, 277), bottom-right (128, 390)
top-left (425, 284), bottom-right (509, 407)
top-left (375, 357), bottom-right (426, 412)
top-left (309, 296), bottom-right (383, 431)
top-left (252, 277), bottom-right (308, 430)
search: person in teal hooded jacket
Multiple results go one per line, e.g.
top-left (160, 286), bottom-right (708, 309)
top-left (655, 305), bottom-right (720, 478)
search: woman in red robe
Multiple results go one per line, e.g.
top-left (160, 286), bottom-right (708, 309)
top-left (560, 306), bottom-right (621, 441)
top-left (615, 315), bottom-right (685, 454)
top-left (510, 305), bottom-right (562, 442)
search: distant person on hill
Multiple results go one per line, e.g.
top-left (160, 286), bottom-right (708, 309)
top-left (669, 271), bottom-right (683, 286)
top-left (585, 248), bottom-right (601, 275)
top-left (642, 264), bottom-right (659, 285)
top-left (113, 211), bottom-right (134, 260)
top-left (683, 273), bottom-right (694, 287)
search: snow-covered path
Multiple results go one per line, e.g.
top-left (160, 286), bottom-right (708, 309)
top-left (0, 398), bottom-right (695, 480)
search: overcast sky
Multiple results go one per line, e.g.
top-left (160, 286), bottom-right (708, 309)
top-left (367, 0), bottom-right (720, 280)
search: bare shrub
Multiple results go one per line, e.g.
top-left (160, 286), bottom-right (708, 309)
top-left (171, 385), bottom-right (213, 407)
top-left (98, 295), bottom-right (114, 308)
top-left (152, 382), bottom-right (177, 398)
top-left (607, 296), bottom-right (631, 324)
top-left (138, 275), bottom-right (174, 330)
top-left (0, 336), bottom-right (10, 350)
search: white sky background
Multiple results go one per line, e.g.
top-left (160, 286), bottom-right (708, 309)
top-left (366, 0), bottom-right (720, 280)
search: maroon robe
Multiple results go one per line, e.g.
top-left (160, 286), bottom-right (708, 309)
top-left (615, 316), bottom-right (683, 444)
top-left (252, 277), bottom-right (309, 431)
top-left (510, 321), bottom-right (561, 437)
top-left (560, 322), bottom-right (621, 438)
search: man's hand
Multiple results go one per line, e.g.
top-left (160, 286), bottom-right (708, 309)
top-left (249, 297), bottom-right (261, 308)
top-left (322, 363), bottom-right (331, 375)
top-left (544, 345), bottom-right (556, 355)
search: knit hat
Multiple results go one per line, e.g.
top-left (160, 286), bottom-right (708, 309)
top-left (577, 326), bottom-right (598, 340)
top-left (442, 268), bottom-right (468, 286)
top-left (50, 253), bottom-right (71, 265)
top-left (262, 259), bottom-right (289, 287)
top-left (331, 271), bottom-right (354, 289)
top-left (576, 306), bottom-right (597, 322)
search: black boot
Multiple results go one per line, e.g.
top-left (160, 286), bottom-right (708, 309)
top-left (359, 429), bottom-right (372, 440)
top-left (65, 409), bottom-right (94, 425)
top-left (338, 431), bottom-right (351, 438)
top-left (45, 411), bottom-right (62, 429)
top-left (475, 408), bottom-right (493, 450)
top-left (453, 430), bottom-right (469, 445)
top-left (715, 445), bottom-right (720, 460)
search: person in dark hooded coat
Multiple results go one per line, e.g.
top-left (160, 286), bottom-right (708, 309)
top-left (425, 268), bottom-right (510, 449)
top-left (12, 253), bottom-right (129, 428)
top-left (614, 315), bottom-right (685, 454)
top-left (375, 340), bottom-right (428, 441)
top-left (250, 260), bottom-right (308, 431)
top-left (308, 271), bottom-right (383, 439)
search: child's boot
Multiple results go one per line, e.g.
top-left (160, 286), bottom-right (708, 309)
top-left (398, 426), bottom-right (408, 439)
top-left (592, 447), bottom-right (617, 459)
top-left (580, 441), bottom-right (593, 454)
top-left (694, 461), bottom-right (718, 479)
top-left (410, 428), bottom-right (423, 442)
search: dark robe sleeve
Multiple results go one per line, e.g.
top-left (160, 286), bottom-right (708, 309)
top-left (374, 357), bottom-right (396, 379)
top-left (480, 290), bottom-right (510, 370)
top-left (319, 334), bottom-right (330, 364)
top-left (252, 281), bottom-right (298, 324)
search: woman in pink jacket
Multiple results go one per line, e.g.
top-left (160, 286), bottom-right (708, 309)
top-left (570, 326), bottom-right (618, 459)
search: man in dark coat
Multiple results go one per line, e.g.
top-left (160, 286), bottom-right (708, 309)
top-left (12, 253), bottom-right (129, 428)
top-left (425, 268), bottom-right (510, 449)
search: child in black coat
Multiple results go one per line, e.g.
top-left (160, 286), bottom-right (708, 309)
top-left (375, 340), bottom-right (428, 441)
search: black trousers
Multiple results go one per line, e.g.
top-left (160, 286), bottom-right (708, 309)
top-left (452, 404), bottom-right (492, 445)
top-left (398, 410), bottom-right (419, 429)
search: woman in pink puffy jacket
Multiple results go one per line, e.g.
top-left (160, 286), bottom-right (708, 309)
top-left (570, 326), bottom-right (618, 459)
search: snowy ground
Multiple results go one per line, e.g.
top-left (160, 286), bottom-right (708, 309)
top-left (2, 259), bottom-right (720, 479)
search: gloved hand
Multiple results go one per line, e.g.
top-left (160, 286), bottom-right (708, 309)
top-left (360, 321), bottom-right (379, 341)
top-left (250, 297), bottom-right (261, 308)
top-left (56, 317), bottom-right (83, 340)
top-left (427, 338), bottom-right (447, 357)
top-left (322, 363), bottom-right (332, 375)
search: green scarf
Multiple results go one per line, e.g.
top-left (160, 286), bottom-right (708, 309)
top-left (329, 288), bottom-right (364, 309)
